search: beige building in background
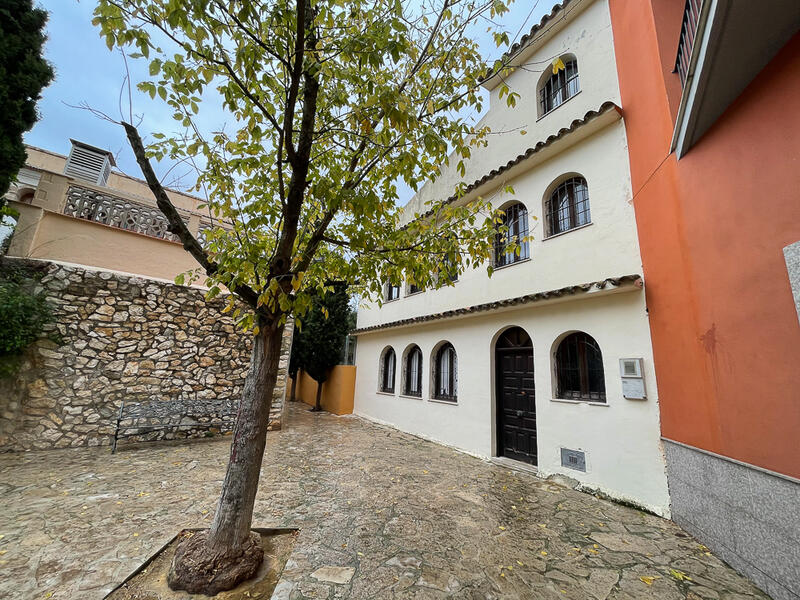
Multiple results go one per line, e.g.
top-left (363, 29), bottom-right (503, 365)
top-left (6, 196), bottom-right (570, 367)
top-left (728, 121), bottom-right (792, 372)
top-left (4, 140), bottom-right (220, 282)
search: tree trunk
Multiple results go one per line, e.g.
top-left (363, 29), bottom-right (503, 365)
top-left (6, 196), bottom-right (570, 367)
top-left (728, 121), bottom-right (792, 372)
top-left (311, 379), bottom-right (323, 412)
top-left (207, 319), bottom-right (283, 547)
top-left (168, 318), bottom-right (284, 594)
top-left (290, 373), bottom-right (297, 402)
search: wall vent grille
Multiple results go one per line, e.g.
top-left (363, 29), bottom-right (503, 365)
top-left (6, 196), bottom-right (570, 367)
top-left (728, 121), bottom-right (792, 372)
top-left (560, 448), bottom-right (586, 472)
top-left (64, 141), bottom-right (114, 186)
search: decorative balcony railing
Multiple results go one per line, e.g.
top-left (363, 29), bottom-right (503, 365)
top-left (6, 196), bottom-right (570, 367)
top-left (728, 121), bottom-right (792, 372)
top-left (674, 0), bottom-right (703, 88)
top-left (63, 185), bottom-right (184, 242)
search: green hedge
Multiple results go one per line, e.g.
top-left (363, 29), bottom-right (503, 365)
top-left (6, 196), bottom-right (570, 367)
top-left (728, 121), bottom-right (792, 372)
top-left (0, 263), bottom-right (55, 377)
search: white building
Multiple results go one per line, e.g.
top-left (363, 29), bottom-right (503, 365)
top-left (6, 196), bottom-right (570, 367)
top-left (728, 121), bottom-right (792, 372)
top-left (352, 0), bottom-right (670, 516)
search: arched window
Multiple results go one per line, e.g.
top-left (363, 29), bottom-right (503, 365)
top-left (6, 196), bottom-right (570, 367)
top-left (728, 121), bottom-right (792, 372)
top-left (539, 57), bottom-right (579, 116)
top-left (545, 176), bottom-right (590, 237)
top-left (555, 332), bottom-right (606, 402)
top-left (433, 343), bottom-right (457, 401)
top-left (494, 203), bottom-right (529, 267)
top-left (403, 345), bottom-right (423, 397)
top-left (379, 347), bottom-right (396, 393)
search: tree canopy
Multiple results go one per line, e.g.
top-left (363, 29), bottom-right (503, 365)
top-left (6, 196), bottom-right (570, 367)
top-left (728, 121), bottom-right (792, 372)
top-left (291, 283), bottom-right (351, 408)
top-left (0, 0), bottom-right (54, 215)
top-left (94, 0), bottom-right (520, 330)
top-left (295, 284), bottom-right (351, 383)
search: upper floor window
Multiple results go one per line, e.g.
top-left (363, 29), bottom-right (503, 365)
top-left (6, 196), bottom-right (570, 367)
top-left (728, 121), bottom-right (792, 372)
top-left (438, 259), bottom-right (458, 284)
top-left (403, 345), bottom-right (423, 397)
top-left (408, 283), bottom-right (423, 295)
top-left (432, 342), bottom-right (457, 401)
top-left (555, 332), bottom-right (606, 402)
top-left (494, 202), bottom-right (530, 267)
top-left (379, 347), bottom-right (396, 393)
top-left (384, 282), bottom-right (400, 301)
top-left (539, 57), bottom-right (579, 116)
top-left (436, 241), bottom-right (459, 284)
top-left (545, 176), bottom-right (591, 237)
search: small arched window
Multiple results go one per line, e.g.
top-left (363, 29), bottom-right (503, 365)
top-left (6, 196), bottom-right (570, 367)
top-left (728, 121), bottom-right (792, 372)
top-left (403, 345), bottom-right (423, 397)
top-left (494, 203), bottom-right (529, 267)
top-left (17, 188), bottom-right (35, 204)
top-left (555, 332), bottom-right (606, 402)
top-left (539, 58), bottom-right (579, 116)
top-left (546, 176), bottom-right (590, 237)
top-left (433, 343), bottom-right (457, 401)
top-left (379, 347), bottom-right (396, 393)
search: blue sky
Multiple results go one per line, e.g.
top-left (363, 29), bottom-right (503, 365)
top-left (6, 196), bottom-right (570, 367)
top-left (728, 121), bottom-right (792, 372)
top-left (27, 0), bottom-right (557, 200)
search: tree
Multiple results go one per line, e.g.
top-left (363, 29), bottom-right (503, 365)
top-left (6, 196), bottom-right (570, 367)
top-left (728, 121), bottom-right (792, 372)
top-left (0, 0), bottom-right (54, 220)
top-left (92, 0), bottom-right (520, 593)
top-left (294, 283), bottom-right (351, 411)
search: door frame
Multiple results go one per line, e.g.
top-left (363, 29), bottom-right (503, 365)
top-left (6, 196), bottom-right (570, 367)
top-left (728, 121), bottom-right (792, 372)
top-left (492, 325), bottom-right (538, 463)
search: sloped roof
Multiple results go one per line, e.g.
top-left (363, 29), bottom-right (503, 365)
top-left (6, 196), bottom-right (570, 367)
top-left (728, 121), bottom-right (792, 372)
top-left (415, 101), bottom-right (621, 220)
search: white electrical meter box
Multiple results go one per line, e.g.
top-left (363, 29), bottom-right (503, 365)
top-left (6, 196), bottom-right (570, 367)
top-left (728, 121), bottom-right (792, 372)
top-left (619, 358), bottom-right (646, 399)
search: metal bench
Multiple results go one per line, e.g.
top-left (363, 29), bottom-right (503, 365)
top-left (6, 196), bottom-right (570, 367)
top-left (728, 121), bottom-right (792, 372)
top-left (111, 397), bottom-right (237, 453)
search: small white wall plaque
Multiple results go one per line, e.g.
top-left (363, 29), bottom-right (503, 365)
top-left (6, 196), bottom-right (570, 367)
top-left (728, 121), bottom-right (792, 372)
top-left (620, 358), bottom-right (646, 399)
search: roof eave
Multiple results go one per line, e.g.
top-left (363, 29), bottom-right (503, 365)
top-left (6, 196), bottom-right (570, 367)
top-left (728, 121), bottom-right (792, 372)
top-left (353, 274), bottom-right (643, 336)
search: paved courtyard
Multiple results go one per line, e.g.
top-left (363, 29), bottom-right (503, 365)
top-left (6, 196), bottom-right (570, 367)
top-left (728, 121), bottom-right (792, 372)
top-left (0, 403), bottom-right (770, 600)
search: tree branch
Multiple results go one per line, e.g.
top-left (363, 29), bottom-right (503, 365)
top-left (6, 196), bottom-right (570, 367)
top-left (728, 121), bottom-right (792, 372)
top-left (121, 121), bottom-right (262, 313)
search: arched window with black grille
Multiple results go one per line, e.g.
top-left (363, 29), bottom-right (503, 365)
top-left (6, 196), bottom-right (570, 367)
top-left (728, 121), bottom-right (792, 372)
top-left (403, 345), bottom-right (423, 397)
top-left (555, 332), bottom-right (606, 402)
top-left (433, 343), bottom-right (457, 401)
top-left (539, 57), bottom-right (579, 116)
top-left (379, 347), bottom-right (396, 393)
top-left (493, 202), bottom-right (530, 267)
top-left (545, 176), bottom-right (591, 237)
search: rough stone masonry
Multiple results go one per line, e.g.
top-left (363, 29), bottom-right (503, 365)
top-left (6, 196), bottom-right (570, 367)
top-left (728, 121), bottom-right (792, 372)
top-left (0, 258), bottom-right (292, 452)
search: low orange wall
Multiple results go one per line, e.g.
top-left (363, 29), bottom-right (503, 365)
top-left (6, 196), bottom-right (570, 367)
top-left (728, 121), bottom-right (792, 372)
top-left (291, 366), bottom-right (356, 415)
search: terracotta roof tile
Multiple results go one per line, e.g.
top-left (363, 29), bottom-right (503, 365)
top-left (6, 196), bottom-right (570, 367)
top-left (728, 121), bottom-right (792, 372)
top-left (352, 274), bottom-right (642, 335)
top-left (414, 101), bottom-right (621, 221)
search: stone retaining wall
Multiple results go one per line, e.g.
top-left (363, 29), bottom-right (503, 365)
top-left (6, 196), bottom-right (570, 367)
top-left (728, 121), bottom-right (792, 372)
top-left (0, 258), bottom-right (292, 452)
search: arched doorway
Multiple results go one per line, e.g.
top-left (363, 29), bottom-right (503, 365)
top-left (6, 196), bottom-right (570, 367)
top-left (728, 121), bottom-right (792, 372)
top-left (495, 327), bottom-right (537, 465)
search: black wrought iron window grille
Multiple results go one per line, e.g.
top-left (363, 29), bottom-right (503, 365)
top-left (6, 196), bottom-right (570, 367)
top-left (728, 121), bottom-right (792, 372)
top-left (380, 348), bottom-right (396, 393)
top-left (555, 332), bottom-right (606, 402)
top-left (545, 177), bottom-right (591, 237)
top-left (539, 59), bottom-right (580, 115)
top-left (403, 346), bottom-right (423, 397)
top-left (433, 343), bottom-right (457, 401)
top-left (493, 203), bottom-right (530, 267)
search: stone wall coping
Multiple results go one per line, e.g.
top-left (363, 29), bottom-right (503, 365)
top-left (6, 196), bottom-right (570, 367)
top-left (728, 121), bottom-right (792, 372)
top-left (662, 437), bottom-right (800, 485)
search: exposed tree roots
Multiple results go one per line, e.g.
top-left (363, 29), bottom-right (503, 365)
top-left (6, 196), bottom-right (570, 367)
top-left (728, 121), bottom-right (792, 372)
top-left (167, 530), bottom-right (263, 596)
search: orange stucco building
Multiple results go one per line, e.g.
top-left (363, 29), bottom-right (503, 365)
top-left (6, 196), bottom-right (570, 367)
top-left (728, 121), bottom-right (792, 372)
top-left (608, 1), bottom-right (799, 599)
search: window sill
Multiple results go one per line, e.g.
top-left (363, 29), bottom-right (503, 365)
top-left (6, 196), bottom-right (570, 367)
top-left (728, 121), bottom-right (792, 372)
top-left (383, 297), bottom-right (400, 304)
top-left (492, 257), bottom-right (531, 272)
top-left (377, 390), bottom-right (396, 396)
top-left (543, 222), bottom-right (593, 241)
top-left (406, 290), bottom-right (424, 297)
top-left (536, 90), bottom-right (582, 122)
top-left (399, 394), bottom-right (423, 400)
top-left (550, 397), bottom-right (608, 406)
top-left (429, 397), bottom-right (458, 406)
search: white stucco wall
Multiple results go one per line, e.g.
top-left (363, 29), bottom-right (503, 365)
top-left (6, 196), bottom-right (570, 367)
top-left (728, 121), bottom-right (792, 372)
top-left (402, 0), bottom-right (621, 223)
top-left (358, 118), bottom-right (637, 330)
top-left (352, 0), bottom-right (670, 516)
top-left (353, 291), bottom-right (670, 516)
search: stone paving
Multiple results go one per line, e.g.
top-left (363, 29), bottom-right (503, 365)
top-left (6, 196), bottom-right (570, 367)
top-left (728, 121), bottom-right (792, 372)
top-left (0, 403), bottom-right (771, 600)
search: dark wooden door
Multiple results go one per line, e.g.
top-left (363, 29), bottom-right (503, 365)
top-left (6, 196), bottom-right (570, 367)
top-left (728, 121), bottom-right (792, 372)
top-left (496, 327), bottom-right (537, 465)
